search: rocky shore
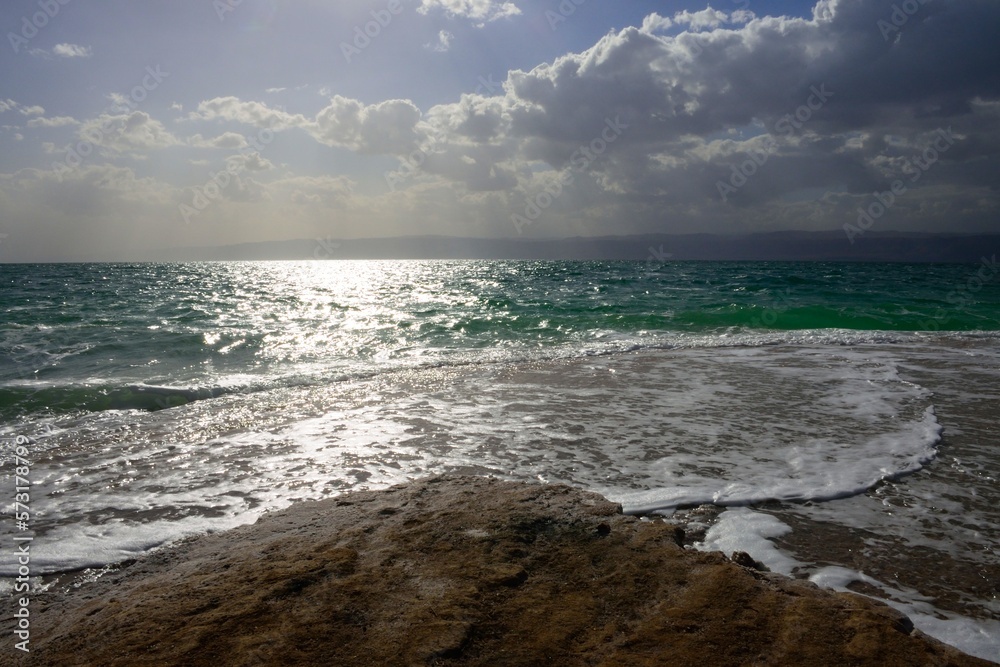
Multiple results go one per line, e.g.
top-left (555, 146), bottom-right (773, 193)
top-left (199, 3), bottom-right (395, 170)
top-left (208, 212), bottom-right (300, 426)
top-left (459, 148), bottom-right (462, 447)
top-left (5, 476), bottom-right (992, 666)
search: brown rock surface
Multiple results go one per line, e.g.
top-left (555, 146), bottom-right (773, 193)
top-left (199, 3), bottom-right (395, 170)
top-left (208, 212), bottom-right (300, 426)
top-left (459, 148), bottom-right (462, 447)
top-left (4, 476), bottom-right (992, 666)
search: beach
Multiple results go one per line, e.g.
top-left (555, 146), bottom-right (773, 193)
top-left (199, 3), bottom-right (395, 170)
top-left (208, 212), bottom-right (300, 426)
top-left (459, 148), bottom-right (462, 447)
top-left (1, 261), bottom-right (999, 662)
top-left (3, 476), bottom-right (993, 666)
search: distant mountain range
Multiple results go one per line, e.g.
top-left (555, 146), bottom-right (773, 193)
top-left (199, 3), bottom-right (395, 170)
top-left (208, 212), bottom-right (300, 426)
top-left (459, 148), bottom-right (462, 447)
top-left (146, 231), bottom-right (999, 263)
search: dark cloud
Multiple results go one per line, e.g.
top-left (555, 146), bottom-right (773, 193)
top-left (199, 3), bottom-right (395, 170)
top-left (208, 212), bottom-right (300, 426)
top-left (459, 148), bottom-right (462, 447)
top-left (401, 0), bottom-right (1000, 233)
top-left (2, 0), bottom-right (998, 259)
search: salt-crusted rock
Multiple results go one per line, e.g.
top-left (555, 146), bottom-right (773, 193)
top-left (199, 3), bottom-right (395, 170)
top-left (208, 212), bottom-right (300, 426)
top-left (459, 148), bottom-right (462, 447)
top-left (4, 476), bottom-right (991, 666)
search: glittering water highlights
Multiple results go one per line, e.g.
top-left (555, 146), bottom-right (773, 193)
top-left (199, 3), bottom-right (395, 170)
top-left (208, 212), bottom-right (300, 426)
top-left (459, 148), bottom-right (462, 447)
top-left (1, 260), bottom-right (999, 661)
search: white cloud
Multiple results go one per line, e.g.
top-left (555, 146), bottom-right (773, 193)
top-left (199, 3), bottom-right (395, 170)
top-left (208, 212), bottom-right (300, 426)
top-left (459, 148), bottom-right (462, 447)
top-left (27, 116), bottom-right (79, 128)
top-left (312, 96), bottom-right (422, 154)
top-left (188, 132), bottom-right (249, 149)
top-left (52, 43), bottom-right (93, 58)
top-left (425, 30), bottom-right (454, 52)
top-left (189, 97), bottom-right (309, 130)
top-left (0, 100), bottom-right (45, 118)
top-left (640, 13), bottom-right (673, 34)
top-left (671, 8), bottom-right (731, 30)
top-left (227, 151), bottom-right (273, 172)
top-left (187, 94), bottom-right (423, 155)
top-left (4, 0), bottom-right (999, 256)
top-left (418, 0), bottom-right (520, 25)
top-left (730, 9), bottom-right (755, 24)
top-left (275, 175), bottom-right (355, 208)
top-left (369, 1), bottom-right (1000, 233)
top-left (77, 111), bottom-right (180, 155)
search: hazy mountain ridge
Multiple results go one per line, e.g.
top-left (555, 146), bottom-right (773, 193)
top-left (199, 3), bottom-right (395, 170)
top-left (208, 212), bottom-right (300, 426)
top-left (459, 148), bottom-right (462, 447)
top-left (143, 232), bottom-right (1000, 263)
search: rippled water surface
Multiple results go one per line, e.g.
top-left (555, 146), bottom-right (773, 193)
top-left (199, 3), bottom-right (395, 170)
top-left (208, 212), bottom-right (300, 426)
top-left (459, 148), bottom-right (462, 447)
top-left (1, 261), bottom-right (998, 660)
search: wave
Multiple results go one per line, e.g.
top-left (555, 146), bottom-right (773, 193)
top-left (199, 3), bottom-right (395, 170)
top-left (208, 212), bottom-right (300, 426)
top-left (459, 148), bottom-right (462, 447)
top-left (2, 328), bottom-right (999, 420)
top-left (0, 383), bottom-right (231, 417)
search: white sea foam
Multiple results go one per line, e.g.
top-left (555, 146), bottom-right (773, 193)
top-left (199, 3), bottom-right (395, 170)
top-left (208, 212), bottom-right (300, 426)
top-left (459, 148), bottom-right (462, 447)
top-left (698, 509), bottom-right (1000, 663)
top-left (694, 507), bottom-right (800, 575)
top-left (1, 345), bottom-right (942, 574)
top-left (809, 566), bottom-right (1000, 663)
top-left (0, 342), bottom-right (995, 663)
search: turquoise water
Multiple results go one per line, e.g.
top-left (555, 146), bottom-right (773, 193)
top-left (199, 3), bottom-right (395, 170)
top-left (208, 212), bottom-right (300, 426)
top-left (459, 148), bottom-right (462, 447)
top-left (1, 261), bottom-right (999, 660)
top-left (2, 260), bottom-right (998, 420)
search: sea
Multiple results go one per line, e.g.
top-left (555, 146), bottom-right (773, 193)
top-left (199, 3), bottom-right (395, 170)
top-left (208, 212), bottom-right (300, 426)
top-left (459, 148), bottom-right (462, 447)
top-left (1, 260), bottom-right (998, 661)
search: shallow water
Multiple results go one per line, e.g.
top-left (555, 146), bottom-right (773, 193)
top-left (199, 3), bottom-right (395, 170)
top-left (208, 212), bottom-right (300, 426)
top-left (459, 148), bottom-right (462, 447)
top-left (1, 261), bottom-right (998, 660)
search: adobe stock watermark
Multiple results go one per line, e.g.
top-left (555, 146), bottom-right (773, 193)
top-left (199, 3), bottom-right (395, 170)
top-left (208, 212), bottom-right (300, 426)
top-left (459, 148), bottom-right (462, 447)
top-left (384, 133), bottom-right (437, 192)
top-left (546, 0), bottom-right (589, 30)
top-left (843, 127), bottom-right (955, 245)
top-left (10, 434), bottom-right (33, 652)
top-left (51, 66), bottom-right (169, 178)
top-left (179, 124), bottom-right (276, 225)
top-left (716, 84), bottom-right (834, 203)
top-left (214, 0), bottom-right (244, 22)
top-left (473, 74), bottom-right (503, 97)
top-left (314, 237), bottom-right (342, 259)
top-left (878, 0), bottom-right (932, 42)
top-left (341, 0), bottom-right (406, 63)
top-left (750, 288), bottom-right (795, 329)
top-left (7, 0), bottom-right (73, 54)
top-left (511, 116), bottom-right (629, 234)
top-left (918, 256), bottom-right (998, 331)
top-left (642, 244), bottom-right (674, 275)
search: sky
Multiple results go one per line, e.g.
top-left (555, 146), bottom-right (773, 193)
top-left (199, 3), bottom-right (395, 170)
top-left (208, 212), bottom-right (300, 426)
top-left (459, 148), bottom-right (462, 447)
top-left (0, 0), bottom-right (998, 261)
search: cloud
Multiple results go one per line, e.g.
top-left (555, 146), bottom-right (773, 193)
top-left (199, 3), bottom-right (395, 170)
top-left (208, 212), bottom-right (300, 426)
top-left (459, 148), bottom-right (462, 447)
top-left (171, 0), bottom-right (1000, 237)
top-left (52, 43), bottom-right (93, 58)
top-left (312, 96), bottom-right (422, 154)
top-left (671, 8), bottom-right (731, 30)
top-left (27, 44), bottom-right (93, 59)
top-left (0, 100), bottom-right (54, 122)
top-left (227, 151), bottom-right (274, 172)
top-left (0, 164), bottom-right (177, 260)
top-left (640, 13), bottom-right (673, 34)
top-left (7, 0), bottom-right (998, 259)
top-left (379, 0), bottom-right (1000, 234)
top-left (730, 9), bottom-right (755, 24)
top-left (425, 30), bottom-right (454, 52)
top-left (77, 111), bottom-right (180, 155)
top-left (276, 175), bottom-right (355, 207)
top-left (27, 116), bottom-right (79, 128)
top-left (418, 0), bottom-right (520, 25)
top-left (189, 97), bottom-right (309, 130)
top-left (188, 132), bottom-right (249, 149)
top-left (187, 94), bottom-right (424, 155)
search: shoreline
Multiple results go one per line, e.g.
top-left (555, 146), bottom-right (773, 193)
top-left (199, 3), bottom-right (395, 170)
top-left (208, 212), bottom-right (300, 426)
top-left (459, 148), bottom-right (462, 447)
top-left (3, 476), bottom-right (992, 666)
